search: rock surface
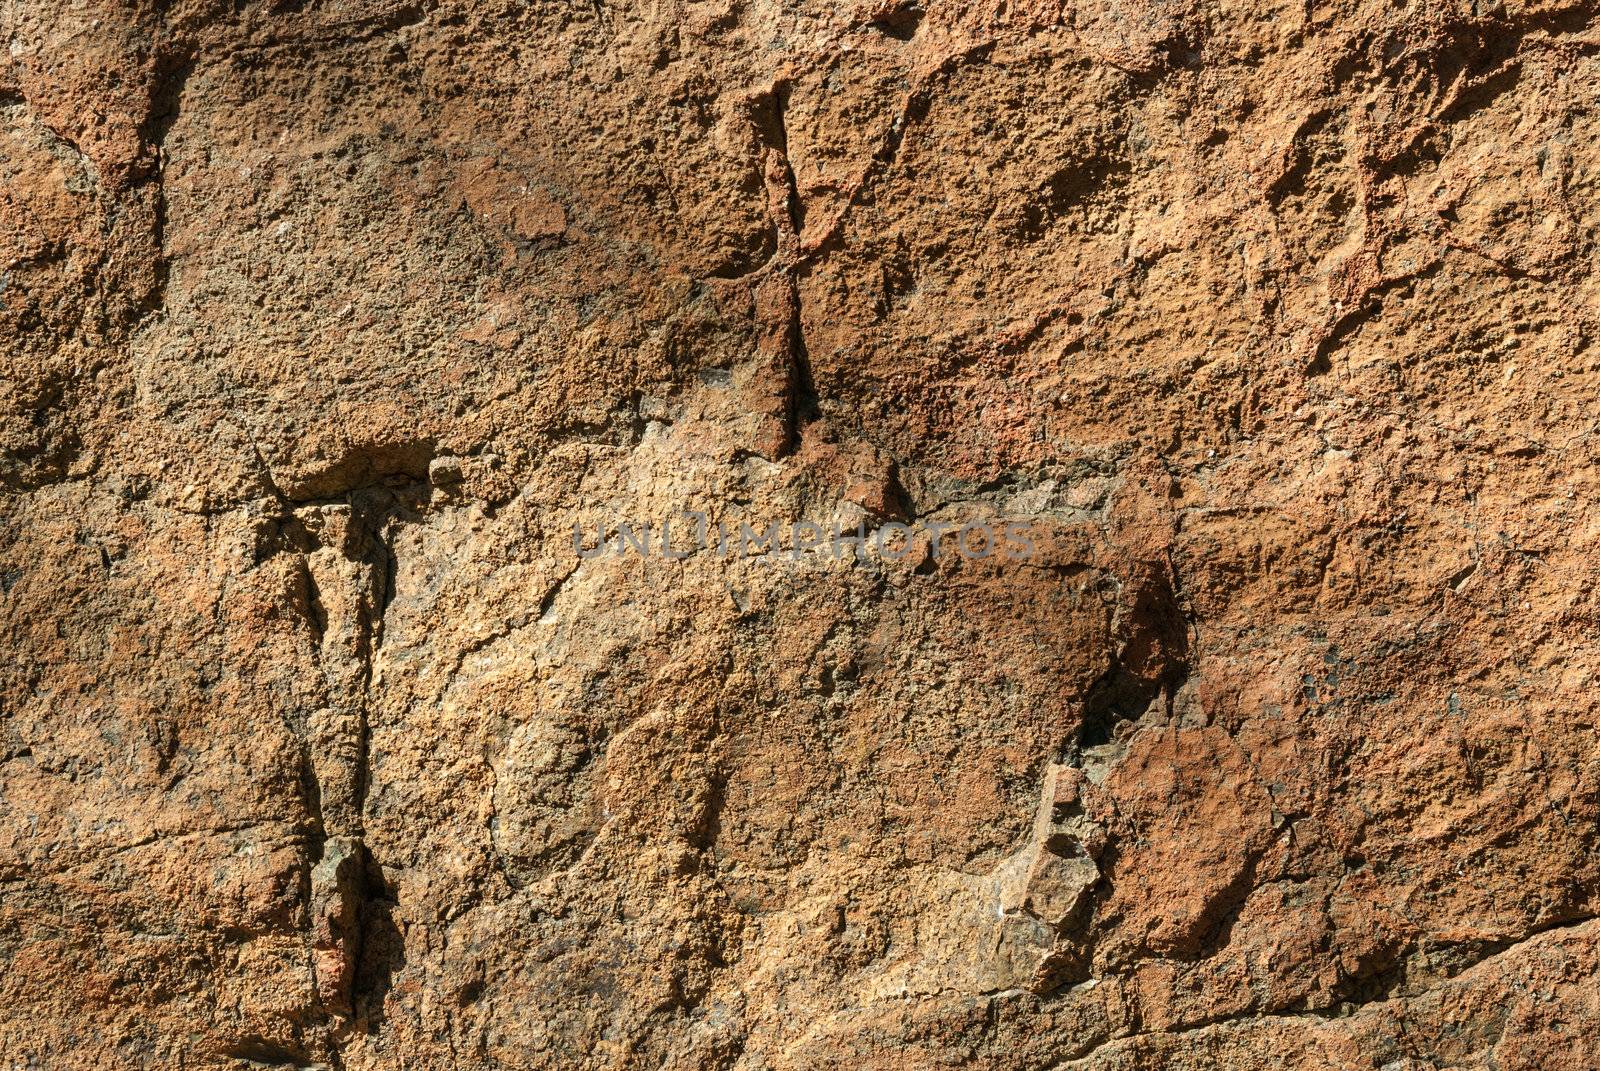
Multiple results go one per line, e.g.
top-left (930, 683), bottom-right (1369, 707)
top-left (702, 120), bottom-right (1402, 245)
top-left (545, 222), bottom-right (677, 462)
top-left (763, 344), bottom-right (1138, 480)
top-left (3, 0), bottom-right (1600, 1068)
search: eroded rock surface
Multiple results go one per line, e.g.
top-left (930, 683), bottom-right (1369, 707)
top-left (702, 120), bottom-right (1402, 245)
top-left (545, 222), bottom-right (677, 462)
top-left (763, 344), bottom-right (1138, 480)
top-left (3, 0), bottom-right (1599, 1068)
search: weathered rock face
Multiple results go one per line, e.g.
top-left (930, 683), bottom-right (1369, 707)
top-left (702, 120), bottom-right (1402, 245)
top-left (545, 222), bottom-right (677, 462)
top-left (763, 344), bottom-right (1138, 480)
top-left (4, 0), bottom-right (1600, 1067)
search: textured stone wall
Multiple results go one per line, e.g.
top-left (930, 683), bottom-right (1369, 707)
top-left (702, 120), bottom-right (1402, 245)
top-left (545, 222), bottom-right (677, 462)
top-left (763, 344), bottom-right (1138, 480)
top-left (3, 0), bottom-right (1599, 1068)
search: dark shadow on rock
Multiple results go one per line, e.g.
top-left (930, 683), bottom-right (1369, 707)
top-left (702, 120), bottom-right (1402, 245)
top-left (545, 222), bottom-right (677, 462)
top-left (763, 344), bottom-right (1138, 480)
top-left (353, 860), bottom-right (405, 1033)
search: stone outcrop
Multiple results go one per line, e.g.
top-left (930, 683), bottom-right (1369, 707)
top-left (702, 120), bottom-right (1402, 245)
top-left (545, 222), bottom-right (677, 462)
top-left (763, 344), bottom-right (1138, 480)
top-left (3, 0), bottom-right (1599, 1068)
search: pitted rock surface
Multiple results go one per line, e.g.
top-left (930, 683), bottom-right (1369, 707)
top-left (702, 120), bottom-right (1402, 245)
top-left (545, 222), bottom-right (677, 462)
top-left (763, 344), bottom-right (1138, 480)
top-left (3, 1), bottom-right (1599, 1068)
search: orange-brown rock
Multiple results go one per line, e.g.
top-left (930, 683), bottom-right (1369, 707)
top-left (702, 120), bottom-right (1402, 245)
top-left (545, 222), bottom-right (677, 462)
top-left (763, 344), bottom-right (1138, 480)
top-left (3, 0), bottom-right (1598, 1068)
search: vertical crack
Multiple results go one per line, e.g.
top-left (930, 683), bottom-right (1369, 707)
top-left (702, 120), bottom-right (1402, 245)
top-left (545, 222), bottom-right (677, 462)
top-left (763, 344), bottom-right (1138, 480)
top-left (286, 486), bottom-right (417, 1031)
top-left (785, 272), bottom-right (821, 446)
top-left (743, 82), bottom-right (820, 457)
top-left (712, 47), bottom-right (1004, 456)
top-left (751, 81), bottom-right (804, 241)
top-left (136, 50), bottom-right (196, 323)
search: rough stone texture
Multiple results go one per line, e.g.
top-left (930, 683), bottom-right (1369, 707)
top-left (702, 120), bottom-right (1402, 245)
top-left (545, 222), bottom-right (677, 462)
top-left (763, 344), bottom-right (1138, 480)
top-left (3, 0), bottom-right (1600, 1068)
